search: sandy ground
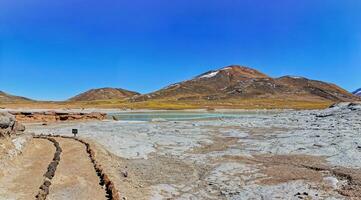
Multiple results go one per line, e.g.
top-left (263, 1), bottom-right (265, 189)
top-left (0, 138), bottom-right (54, 200)
top-left (7, 102), bottom-right (361, 199)
top-left (0, 137), bottom-right (107, 200)
top-left (47, 137), bottom-right (106, 200)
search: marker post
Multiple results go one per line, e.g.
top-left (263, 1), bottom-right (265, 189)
top-left (72, 129), bottom-right (78, 137)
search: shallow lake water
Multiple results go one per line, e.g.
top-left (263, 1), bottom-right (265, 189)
top-left (108, 111), bottom-right (278, 121)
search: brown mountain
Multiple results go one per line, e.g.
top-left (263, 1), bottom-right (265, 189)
top-left (132, 65), bottom-right (356, 102)
top-left (0, 91), bottom-right (32, 103)
top-left (69, 88), bottom-right (140, 101)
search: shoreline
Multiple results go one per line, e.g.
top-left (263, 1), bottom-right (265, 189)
top-left (1, 107), bottom-right (304, 114)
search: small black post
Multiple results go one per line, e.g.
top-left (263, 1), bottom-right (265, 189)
top-left (72, 129), bottom-right (78, 137)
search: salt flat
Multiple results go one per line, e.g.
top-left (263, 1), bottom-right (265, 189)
top-left (26, 103), bottom-right (361, 199)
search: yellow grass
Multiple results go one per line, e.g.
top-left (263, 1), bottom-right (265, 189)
top-left (0, 98), bottom-right (334, 110)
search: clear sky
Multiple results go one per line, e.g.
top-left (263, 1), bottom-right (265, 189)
top-left (1, 0), bottom-right (361, 101)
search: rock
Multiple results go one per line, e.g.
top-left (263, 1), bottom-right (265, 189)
top-left (0, 112), bottom-right (25, 137)
top-left (121, 170), bottom-right (128, 178)
top-left (15, 122), bottom-right (25, 132)
top-left (112, 116), bottom-right (119, 121)
top-left (316, 114), bottom-right (333, 118)
top-left (0, 112), bottom-right (15, 129)
top-left (328, 102), bottom-right (361, 110)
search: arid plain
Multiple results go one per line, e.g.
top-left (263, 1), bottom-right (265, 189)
top-left (1, 102), bottom-right (361, 199)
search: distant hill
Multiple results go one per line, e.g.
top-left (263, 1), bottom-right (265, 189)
top-left (69, 88), bottom-right (140, 101)
top-left (132, 65), bottom-right (356, 102)
top-left (0, 91), bottom-right (32, 103)
top-left (353, 88), bottom-right (361, 96)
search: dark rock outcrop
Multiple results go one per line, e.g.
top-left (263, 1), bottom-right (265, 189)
top-left (0, 112), bottom-right (25, 137)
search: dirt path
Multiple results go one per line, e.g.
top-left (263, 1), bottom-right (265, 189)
top-left (47, 137), bottom-right (107, 200)
top-left (0, 138), bottom-right (55, 200)
top-left (0, 136), bottom-right (110, 200)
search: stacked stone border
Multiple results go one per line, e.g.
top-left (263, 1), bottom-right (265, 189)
top-left (33, 136), bottom-right (62, 200)
top-left (36, 134), bottom-right (121, 200)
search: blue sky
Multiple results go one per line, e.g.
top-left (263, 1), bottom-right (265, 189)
top-left (1, 0), bottom-right (361, 101)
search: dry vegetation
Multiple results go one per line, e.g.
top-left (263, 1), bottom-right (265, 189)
top-left (0, 98), bottom-right (334, 110)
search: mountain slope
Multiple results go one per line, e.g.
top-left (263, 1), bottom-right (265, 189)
top-left (133, 65), bottom-right (269, 101)
top-left (0, 91), bottom-right (32, 103)
top-left (274, 76), bottom-right (354, 101)
top-left (132, 65), bottom-right (356, 102)
top-left (69, 88), bottom-right (140, 101)
top-left (353, 88), bottom-right (361, 97)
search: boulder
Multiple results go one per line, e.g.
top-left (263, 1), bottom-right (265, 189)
top-left (0, 112), bottom-right (25, 137)
top-left (0, 112), bottom-right (15, 129)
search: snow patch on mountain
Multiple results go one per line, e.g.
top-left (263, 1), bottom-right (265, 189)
top-left (289, 76), bottom-right (303, 79)
top-left (353, 88), bottom-right (361, 96)
top-left (221, 67), bottom-right (232, 71)
top-left (199, 71), bottom-right (219, 79)
top-left (284, 75), bottom-right (305, 79)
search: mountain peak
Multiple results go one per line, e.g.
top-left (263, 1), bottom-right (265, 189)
top-left (196, 65), bottom-right (269, 80)
top-left (220, 65), bottom-right (254, 71)
top-left (219, 65), bottom-right (268, 78)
